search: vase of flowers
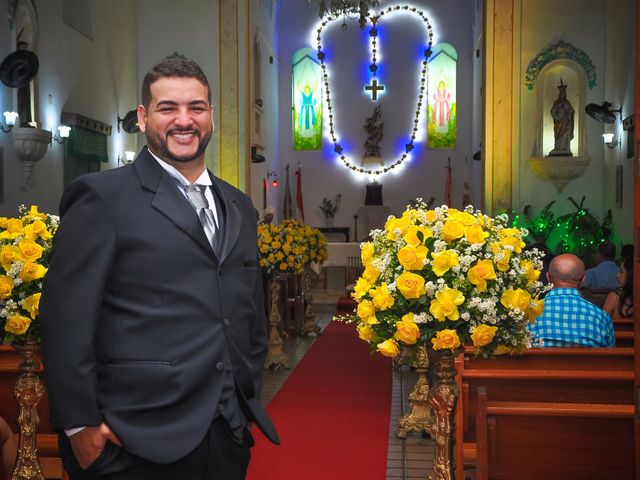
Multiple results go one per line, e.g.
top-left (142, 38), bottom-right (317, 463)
top-left (0, 205), bottom-right (58, 480)
top-left (345, 201), bottom-right (548, 479)
top-left (319, 194), bottom-right (341, 228)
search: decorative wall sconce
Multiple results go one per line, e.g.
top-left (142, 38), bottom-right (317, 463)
top-left (586, 102), bottom-right (622, 124)
top-left (1, 111), bottom-right (18, 132)
top-left (117, 110), bottom-right (139, 133)
top-left (267, 170), bottom-right (278, 187)
top-left (118, 150), bottom-right (136, 165)
top-left (602, 132), bottom-right (620, 149)
top-left (52, 124), bottom-right (71, 144)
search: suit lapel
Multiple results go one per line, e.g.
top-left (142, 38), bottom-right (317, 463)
top-left (209, 172), bottom-right (241, 264)
top-left (134, 148), bottom-right (213, 255)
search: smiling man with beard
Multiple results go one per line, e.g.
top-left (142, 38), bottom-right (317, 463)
top-left (40, 56), bottom-right (279, 480)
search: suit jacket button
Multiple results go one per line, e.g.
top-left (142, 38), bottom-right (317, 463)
top-left (216, 362), bottom-right (224, 371)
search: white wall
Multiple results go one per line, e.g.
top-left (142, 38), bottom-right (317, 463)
top-left (275, 0), bottom-right (475, 233)
top-left (0, 0), bottom-right (137, 216)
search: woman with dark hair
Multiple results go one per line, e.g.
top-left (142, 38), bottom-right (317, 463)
top-left (603, 255), bottom-right (634, 320)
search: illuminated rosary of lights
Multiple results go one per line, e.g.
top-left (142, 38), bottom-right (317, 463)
top-left (315, 4), bottom-right (434, 176)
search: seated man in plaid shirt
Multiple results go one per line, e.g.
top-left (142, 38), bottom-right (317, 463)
top-left (529, 253), bottom-right (615, 347)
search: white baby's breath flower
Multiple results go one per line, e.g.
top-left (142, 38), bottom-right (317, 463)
top-left (414, 312), bottom-right (430, 324)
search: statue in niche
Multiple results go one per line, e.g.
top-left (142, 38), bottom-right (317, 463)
top-left (363, 104), bottom-right (384, 158)
top-left (548, 78), bottom-right (574, 157)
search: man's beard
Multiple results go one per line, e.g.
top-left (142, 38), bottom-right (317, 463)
top-left (146, 128), bottom-right (212, 163)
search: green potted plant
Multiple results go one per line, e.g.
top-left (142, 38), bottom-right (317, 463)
top-left (319, 194), bottom-right (341, 227)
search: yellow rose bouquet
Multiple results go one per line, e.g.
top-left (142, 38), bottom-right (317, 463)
top-left (349, 202), bottom-right (549, 358)
top-left (258, 219), bottom-right (327, 276)
top-left (0, 205), bottom-right (59, 344)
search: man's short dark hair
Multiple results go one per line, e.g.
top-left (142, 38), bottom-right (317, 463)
top-left (598, 242), bottom-right (616, 260)
top-left (141, 55), bottom-right (211, 108)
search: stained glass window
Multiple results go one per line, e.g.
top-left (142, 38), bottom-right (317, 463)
top-left (292, 47), bottom-right (322, 151)
top-left (427, 43), bottom-right (457, 149)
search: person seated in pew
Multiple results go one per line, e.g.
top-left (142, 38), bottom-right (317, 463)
top-left (582, 242), bottom-right (618, 290)
top-left (603, 255), bottom-right (633, 321)
top-left (0, 416), bottom-right (17, 478)
top-left (529, 253), bottom-right (615, 347)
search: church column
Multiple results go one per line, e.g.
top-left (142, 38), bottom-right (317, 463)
top-left (483, 0), bottom-right (522, 214)
top-left (218, 0), bottom-right (249, 191)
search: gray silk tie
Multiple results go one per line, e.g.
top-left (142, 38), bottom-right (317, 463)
top-left (185, 184), bottom-right (220, 253)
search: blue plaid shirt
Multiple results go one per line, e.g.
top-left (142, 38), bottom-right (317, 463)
top-left (529, 288), bottom-right (615, 347)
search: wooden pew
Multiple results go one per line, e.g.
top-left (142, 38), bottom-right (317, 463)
top-left (615, 330), bottom-right (634, 347)
top-left (0, 346), bottom-right (67, 479)
top-left (475, 387), bottom-right (635, 480)
top-left (454, 347), bottom-right (635, 480)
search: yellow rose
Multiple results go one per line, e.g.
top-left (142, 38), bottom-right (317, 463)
top-left (370, 283), bottom-right (395, 310)
top-left (357, 300), bottom-right (378, 324)
top-left (500, 288), bottom-right (532, 311)
top-left (520, 260), bottom-right (541, 286)
top-left (397, 245), bottom-right (428, 271)
top-left (467, 259), bottom-right (497, 292)
top-left (18, 239), bottom-right (44, 262)
top-left (23, 292), bottom-right (41, 319)
top-left (0, 275), bottom-right (14, 299)
top-left (0, 217), bottom-right (7, 228)
top-left (361, 242), bottom-right (375, 267)
top-left (403, 225), bottom-right (433, 247)
top-left (500, 235), bottom-right (525, 254)
top-left (357, 324), bottom-right (375, 342)
top-left (450, 211), bottom-right (477, 226)
top-left (26, 205), bottom-right (47, 221)
top-left (394, 313), bottom-right (421, 345)
top-left (23, 220), bottom-right (52, 241)
top-left (471, 324), bottom-right (498, 347)
top-left (431, 329), bottom-right (461, 351)
top-left (0, 218), bottom-right (24, 239)
top-left (4, 314), bottom-right (31, 336)
top-left (527, 298), bottom-right (545, 323)
top-left (494, 344), bottom-right (513, 355)
top-left (396, 272), bottom-right (426, 299)
top-left (271, 241), bottom-right (282, 249)
top-left (279, 263), bottom-right (288, 271)
top-left (377, 339), bottom-right (400, 358)
top-left (362, 265), bottom-right (380, 283)
top-left (442, 220), bottom-right (464, 242)
top-left (425, 210), bottom-right (437, 222)
top-left (490, 244), bottom-right (512, 272)
top-left (353, 277), bottom-right (372, 299)
top-left (385, 215), bottom-right (410, 240)
top-left (429, 287), bottom-right (465, 321)
top-left (464, 224), bottom-right (488, 245)
top-left (259, 244), bottom-right (269, 254)
top-left (431, 250), bottom-right (459, 277)
top-left (0, 245), bottom-right (24, 269)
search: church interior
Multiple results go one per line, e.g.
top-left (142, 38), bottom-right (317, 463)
top-left (0, 0), bottom-right (638, 479)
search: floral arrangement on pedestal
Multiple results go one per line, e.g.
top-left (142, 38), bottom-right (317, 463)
top-left (0, 205), bottom-right (59, 344)
top-left (346, 202), bottom-right (549, 358)
top-left (258, 219), bottom-right (327, 276)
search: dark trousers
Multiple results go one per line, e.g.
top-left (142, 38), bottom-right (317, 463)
top-left (60, 417), bottom-right (254, 480)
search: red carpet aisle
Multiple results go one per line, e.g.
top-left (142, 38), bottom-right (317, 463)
top-left (247, 320), bottom-right (392, 480)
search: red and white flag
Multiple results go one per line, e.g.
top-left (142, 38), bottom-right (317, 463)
top-left (283, 164), bottom-right (292, 219)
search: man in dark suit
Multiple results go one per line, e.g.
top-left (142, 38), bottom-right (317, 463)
top-left (40, 56), bottom-right (278, 480)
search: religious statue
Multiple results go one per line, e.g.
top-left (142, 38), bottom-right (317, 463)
top-left (548, 78), bottom-right (574, 157)
top-left (363, 105), bottom-right (384, 158)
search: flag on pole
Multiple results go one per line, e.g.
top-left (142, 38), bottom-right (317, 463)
top-left (444, 157), bottom-right (452, 207)
top-left (295, 163), bottom-right (305, 223)
top-left (283, 164), bottom-right (292, 219)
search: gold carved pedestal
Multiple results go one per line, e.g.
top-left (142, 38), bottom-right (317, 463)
top-left (11, 341), bottom-right (45, 480)
top-left (397, 343), bottom-right (432, 438)
top-left (264, 278), bottom-right (290, 369)
top-left (300, 270), bottom-right (321, 336)
top-left (426, 348), bottom-right (459, 480)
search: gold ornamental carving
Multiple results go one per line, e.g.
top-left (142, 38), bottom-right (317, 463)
top-left (426, 348), bottom-right (459, 480)
top-left (11, 342), bottom-right (45, 480)
top-left (264, 278), bottom-right (291, 369)
top-left (397, 343), bottom-right (432, 438)
top-left (300, 270), bottom-right (321, 336)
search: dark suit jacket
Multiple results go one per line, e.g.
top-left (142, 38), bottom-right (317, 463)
top-left (40, 147), bottom-right (278, 464)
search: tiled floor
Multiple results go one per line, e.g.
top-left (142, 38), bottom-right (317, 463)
top-left (259, 307), bottom-right (435, 480)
